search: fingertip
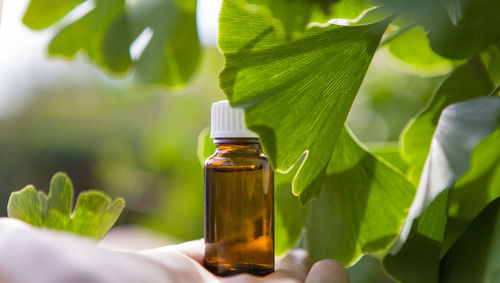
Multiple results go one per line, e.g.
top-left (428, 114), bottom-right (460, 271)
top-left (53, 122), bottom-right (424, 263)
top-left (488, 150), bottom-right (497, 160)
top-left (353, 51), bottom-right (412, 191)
top-left (305, 259), bottom-right (349, 283)
top-left (269, 249), bottom-right (311, 281)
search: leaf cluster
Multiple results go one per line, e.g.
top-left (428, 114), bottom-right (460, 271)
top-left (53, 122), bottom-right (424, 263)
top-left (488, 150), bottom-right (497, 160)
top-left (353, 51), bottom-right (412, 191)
top-left (23, 0), bottom-right (200, 87)
top-left (8, 172), bottom-right (125, 239)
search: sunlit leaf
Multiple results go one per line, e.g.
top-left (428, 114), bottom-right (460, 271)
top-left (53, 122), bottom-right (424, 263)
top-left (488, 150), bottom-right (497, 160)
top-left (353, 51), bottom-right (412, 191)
top-left (247, 0), bottom-right (377, 40)
top-left (275, 167), bottom-right (307, 255)
top-left (442, 128), bottom-right (500, 255)
top-left (370, 142), bottom-right (409, 174)
top-left (7, 172), bottom-right (124, 239)
top-left (306, 127), bottom-right (415, 265)
top-left (402, 57), bottom-right (495, 186)
top-left (385, 97), bottom-right (500, 283)
top-left (328, 0), bottom-right (375, 20)
top-left (386, 24), bottom-right (453, 76)
top-left (384, 190), bottom-right (449, 283)
top-left (219, 0), bottom-right (390, 203)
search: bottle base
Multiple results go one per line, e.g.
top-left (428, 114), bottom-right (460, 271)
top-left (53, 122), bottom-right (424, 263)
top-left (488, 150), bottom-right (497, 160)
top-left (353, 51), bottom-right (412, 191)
top-left (203, 262), bottom-right (274, 277)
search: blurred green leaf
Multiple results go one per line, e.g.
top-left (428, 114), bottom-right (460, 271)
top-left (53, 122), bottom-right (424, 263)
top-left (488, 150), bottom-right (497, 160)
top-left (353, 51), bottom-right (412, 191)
top-left (47, 0), bottom-right (127, 71)
top-left (7, 172), bottom-right (124, 239)
top-left (219, 0), bottom-right (390, 204)
top-left (483, 47), bottom-right (500, 85)
top-left (441, 197), bottom-right (500, 283)
top-left (386, 24), bottom-right (453, 76)
top-left (402, 57), bottom-right (495, 186)
top-left (23, 0), bottom-right (85, 30)
top-left (378, 0), bottom-right (500, 59)
top-left (385, 97), bottom-right (500, 283)
top-left (306, 128), bottom-right (415, 265)
top-left (197, 127), bottom-right (214, 166)
top-left (24, 0), bottom-right (200, 86)
top-left (115, 0), bottom-right (200, 86)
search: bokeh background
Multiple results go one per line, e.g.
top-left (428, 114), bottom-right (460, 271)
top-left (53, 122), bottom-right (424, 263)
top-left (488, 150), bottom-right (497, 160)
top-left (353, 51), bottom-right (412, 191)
top-left (0, 0), bottom-right (442, 281)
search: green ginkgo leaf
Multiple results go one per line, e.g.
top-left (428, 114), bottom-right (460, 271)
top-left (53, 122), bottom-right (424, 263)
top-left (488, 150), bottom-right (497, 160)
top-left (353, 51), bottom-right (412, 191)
top-left (441, 197), bottom-right (500, 283)
top-left (306, 127), bottom-right (415, 265)
top-left (377, 0), bottom-right (500, 59)
top-left (402, 56), bottom-right (495, 186)
top-left (7, 172), bottom-right (124, 239)
top-left (219, 0), bottom-right (390, 203)
top-left (386, 23), bottom-right (453, 76)
top-left (22, 0), bottom-right (200, 87)
top-left (385, 96), bottom-right (500, 283)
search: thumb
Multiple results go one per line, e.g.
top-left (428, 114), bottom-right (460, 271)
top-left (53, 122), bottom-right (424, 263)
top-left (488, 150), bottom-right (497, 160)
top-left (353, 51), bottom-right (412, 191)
top-left (266, 249), bottom-right (311, 282)
top-left (305, 259), bottom-right (349, 283)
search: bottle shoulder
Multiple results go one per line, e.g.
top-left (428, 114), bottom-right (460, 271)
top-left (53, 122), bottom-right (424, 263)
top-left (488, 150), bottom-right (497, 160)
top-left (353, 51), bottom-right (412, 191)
top-left (205, 153), bottom-right (270, 169)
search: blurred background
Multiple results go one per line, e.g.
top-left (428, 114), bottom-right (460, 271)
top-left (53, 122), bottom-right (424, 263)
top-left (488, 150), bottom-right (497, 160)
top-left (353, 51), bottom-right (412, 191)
top-left (0, 0), bottom-right (441, 281)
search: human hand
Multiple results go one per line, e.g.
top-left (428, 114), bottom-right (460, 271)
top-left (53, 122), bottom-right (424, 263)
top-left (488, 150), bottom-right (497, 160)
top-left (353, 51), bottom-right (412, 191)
top-left (0, 218), bottom-right (349, 283)
top-left (142, 239), bottom-right (350, 283)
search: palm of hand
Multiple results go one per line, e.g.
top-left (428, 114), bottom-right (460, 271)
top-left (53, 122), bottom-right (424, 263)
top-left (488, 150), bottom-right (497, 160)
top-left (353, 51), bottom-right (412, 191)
top-left (143, 240), bottom-right (349, 283)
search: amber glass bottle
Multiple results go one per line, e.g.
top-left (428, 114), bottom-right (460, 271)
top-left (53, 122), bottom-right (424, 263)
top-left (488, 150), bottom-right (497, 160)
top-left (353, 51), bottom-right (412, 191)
top-left (203, 101), bottom-right (274, 276)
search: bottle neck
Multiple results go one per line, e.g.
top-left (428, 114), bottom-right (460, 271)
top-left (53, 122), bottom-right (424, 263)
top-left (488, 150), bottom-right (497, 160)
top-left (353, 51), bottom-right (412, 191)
top-left (214, 138), bottom-right (261, 155)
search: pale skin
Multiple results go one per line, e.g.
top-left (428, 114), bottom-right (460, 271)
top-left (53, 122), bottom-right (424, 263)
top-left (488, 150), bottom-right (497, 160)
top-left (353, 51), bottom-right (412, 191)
top-left (142, 240), bottom-right (350, 283)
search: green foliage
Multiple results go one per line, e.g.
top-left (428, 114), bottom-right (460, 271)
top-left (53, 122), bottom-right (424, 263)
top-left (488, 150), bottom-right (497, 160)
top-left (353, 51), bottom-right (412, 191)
top-left (23, 0), bottom-right (85, 30)
top-left (385, 96), bottom-right (500, 282)
top-left (23, 0), bottom-right (200, 86)
top-left (327, 0), bottom-right (375, 20)
top-left (7, 172), bottom-right (125, 239)
top-left (247, 0), bottom-right (376, 40)
top-left (219, 0), bottom-right (390, 203)
top-left (402, 57), bottom-right (495, 185)
top-left (305, 128), bottom-right (414, 264)
top-left (450, 129), bottom-right (500, 222)
top-left (197, 127), bottom-right (213, 166)
top-left (370, 142), bottom-right (409, 174)
top-left (378, 0), bottom-right (500, 59)
top-left (274, 168), bottom-right (307, 255)
top-left (386, 23), bottom-right (453, 76)
top-left (384, 191), bottom-right (449, 283)
top-left (441, 197), bottom-right (500, 283)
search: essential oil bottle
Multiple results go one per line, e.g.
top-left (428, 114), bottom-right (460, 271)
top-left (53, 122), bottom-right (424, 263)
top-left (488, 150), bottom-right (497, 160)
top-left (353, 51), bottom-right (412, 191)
top-left (203, 100), bottom-right (274, 276)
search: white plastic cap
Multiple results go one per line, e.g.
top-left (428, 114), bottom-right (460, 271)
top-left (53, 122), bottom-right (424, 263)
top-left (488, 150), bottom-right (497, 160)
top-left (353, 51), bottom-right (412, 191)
top-left (210, 100), bottom-right (258, 139)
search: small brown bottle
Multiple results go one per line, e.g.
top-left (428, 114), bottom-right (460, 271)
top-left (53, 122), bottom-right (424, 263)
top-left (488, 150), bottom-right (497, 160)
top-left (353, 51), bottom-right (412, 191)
top-left (203, 100), bottom-right (274, 276)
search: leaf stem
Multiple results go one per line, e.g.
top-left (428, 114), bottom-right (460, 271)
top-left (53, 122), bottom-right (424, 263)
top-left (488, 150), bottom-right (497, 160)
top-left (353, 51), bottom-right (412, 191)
top-left (380, 23), bottom-right (418, 46)
top-left (488, 85), bottom-right (500, 97)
